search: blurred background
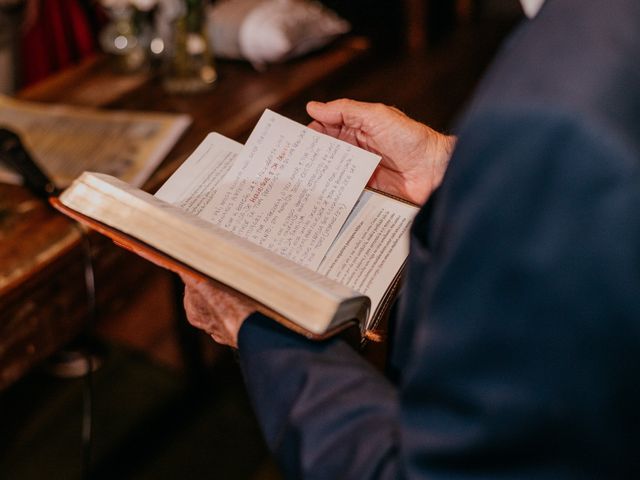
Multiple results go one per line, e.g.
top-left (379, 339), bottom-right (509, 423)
top-left (1, 0), bottom-right (524, 478)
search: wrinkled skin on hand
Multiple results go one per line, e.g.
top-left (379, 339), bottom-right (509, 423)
top-left (181, 274), bottom-right (255, 348)
top-left (306, 99), bottom-right (456, 206)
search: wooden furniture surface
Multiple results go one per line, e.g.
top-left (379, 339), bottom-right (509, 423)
top-left (0, 37), bottom-right (369, 390)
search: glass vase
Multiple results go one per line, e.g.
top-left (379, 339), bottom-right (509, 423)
top-left (99, 6), bottom-right (150, 73)
top-left (162, 0), bottom-right (217, 93)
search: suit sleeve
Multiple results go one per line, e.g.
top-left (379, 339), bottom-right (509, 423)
top-left (238, 314), bottom-right (400, 480)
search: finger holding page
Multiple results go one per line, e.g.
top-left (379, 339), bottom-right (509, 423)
top-left (306, 99), bottom-right (455, 205)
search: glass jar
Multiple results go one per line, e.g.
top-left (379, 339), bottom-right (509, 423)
top-left (99, 5), bottom-right (150, 73)
top-left (162, 0), bottom-right (217, 93)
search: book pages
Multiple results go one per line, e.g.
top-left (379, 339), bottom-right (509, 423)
top-left (318, 190), bottom-right (417, 321)
top-left (154, 133), bottom-right (242, 214)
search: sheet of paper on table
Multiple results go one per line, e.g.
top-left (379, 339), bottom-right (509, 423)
top-left (0, 95), bottom-right (191, 188)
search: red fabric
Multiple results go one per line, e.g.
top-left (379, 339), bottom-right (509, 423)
top-left (67, 0), bottom-right (96, 58)
top-left (20, 0), bottom-right (100, 87)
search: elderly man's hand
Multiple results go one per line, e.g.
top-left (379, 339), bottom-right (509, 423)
top-left (181, 275), bottom-right (256, 348)
top-left (307, 99), bottom-right (456, 205)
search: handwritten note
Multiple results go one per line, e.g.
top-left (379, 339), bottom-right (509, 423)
top-left (198, 110), bottom-right (380, 269)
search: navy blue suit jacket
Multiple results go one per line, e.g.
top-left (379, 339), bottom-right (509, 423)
top-left (237, 0), bottom-right (640, 477)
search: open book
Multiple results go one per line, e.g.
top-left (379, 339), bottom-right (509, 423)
top-left (53, 110), bottom-right (418, 340)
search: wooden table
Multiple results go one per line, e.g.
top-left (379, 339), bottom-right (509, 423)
top-left (0, 37), bottom-right (369, 390)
